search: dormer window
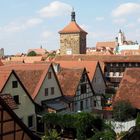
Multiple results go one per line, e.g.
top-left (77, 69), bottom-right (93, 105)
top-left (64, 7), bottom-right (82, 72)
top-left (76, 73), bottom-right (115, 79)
top-left (12, 81), bottom-right (18, 88)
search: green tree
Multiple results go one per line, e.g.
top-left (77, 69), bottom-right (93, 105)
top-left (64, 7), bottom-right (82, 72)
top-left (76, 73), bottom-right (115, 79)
top-left (90, 123), bottom-right (116, 140)
top-left (42, 129), bottom-right (61, 140)
top-left (113, 100), bottom-right (136, 121)
top-left (42, 112), bottom-right (108, 140)
top-left (136, 112), bottom-right (140, 127)
top-left (27, 51), bottom-right (37, 56)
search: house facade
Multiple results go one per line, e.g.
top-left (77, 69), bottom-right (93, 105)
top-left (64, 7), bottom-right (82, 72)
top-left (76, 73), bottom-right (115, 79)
top-left (0, 70), bottom-right (36, 130)
top-left (57, 68), bottom-right (98, 112)
top-left (54, 61), bottom-right (106, 95)
top-left (0, 96), bottom-right (40, 140)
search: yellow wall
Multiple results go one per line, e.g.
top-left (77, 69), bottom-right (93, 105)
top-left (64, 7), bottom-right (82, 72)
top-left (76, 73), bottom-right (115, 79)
top-left (1, 73), bottom-right (36, 129)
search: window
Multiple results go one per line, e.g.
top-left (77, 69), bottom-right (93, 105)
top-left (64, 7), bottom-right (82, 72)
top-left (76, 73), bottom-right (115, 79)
top-left (48, 72), bottom-right (51, 79)
top-left (113, 72), bottom-right (116, 76)
top-left (13, 95), bottom-right (19, 104)
top-left (86, 99), bottom-right (88, 108)
top-left (80, 101), bottom-right (83, 111)
top-left (28, 115), bottom-right (33, 128)
top-left (45, 88), bottom-right (48, 96)
top-left (74, 102), bottom-right (77, 111)
top-left (66, 48), bottom-right (72, 55)
top-left (81, 84), bottom-right (86, 94)
top-left (12, 81), bottom-right (18, 88)
top-left (51, 87), bottom-right (54, 95)
top-left (94, 100), bottom-right (96, 107)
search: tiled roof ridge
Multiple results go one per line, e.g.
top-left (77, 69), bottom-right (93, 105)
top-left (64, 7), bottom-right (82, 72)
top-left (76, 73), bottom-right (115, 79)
top-left (59, 21), bottom-right (87, 34)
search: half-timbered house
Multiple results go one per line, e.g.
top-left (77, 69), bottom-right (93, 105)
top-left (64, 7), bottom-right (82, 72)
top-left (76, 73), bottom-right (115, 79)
top-left (57, 67), bottom-right (98, 112)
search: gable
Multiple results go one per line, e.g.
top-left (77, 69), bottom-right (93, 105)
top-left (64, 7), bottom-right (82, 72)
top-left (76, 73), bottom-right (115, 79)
top-left (1, 73), bottom-right (35, 125)
top-left (34, 66), bottom-right (62, 105)
top-left (92, 64), bottom-right (106, 94)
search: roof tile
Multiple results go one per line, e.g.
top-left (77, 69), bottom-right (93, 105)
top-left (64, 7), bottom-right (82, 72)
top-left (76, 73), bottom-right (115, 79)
top-left (57, 68), bottom-right (84, 97)
top-left (114, 68), bottom-right (140, 109)
top-left (59, 21), bottom-right (87, 34)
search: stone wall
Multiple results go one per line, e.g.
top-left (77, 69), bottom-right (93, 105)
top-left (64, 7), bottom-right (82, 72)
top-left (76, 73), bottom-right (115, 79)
top-left (60, 33), bottom-right (86, 55)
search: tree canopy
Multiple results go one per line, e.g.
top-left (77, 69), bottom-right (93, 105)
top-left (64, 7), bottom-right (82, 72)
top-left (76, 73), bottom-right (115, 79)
top-left (113, 100), bottom-right (136, 121)
top-left (42, 112), bottom-right (115, 140)
top-left (27, 51), bottom-right (37, 56)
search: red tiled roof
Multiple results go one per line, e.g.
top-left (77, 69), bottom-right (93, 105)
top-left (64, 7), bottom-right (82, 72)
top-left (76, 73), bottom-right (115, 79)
top-left (0, 70), bottom-right (12, 92)
top-left (2, 56), bottom-right (43, 64)
top-left (15, 70), bottom-right (44, 99)
top-left (0, 60), bottom-right (4, 66)
top-left (59, 21), bottom-right (87, 34)
top-left (57, 68), bottom-right (84, 97)
top-left (0, 64), bottom-right (51, 99)
top-left (0, 94), bottom-right (17, 110)
top-left (55, 61), bottom-right (98, 81)
top-left (114, 68), bottom-right (140, 109)
top-left (121, 50), bottom-right (140, 56)
top-left (27, 48), bottom-right (47, 55)
top-left (96, 41), bottom-right (116, 49)
top-left (54, 54), bottom-right (140, 63)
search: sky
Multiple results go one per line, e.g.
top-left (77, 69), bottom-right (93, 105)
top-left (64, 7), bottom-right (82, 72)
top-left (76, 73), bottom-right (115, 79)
top-left (1, 0), bottom-right (140, 55)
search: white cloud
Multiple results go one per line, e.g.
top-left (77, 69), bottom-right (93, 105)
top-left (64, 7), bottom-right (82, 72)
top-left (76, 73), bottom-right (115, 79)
top-left (2, 22), bottom-right (25, 33)
top-left (125, 23), bottom-right (136, 28)
top-left (95, 17), bottom-right (104, 21)
top-left (112, 3), bottom-right (140, 17)
top-left (137, 18), bottom-right (140, 23)
top-left (25, 18), bottom-right (43, 27)
top-left (41, 31), bottom-right (53, 39)
top-left (0, 18), bottom-right (43, 33)
top-left (113, 18), bottom-right (126, 24)
top-left (38, 1), bottom-right (71, 18)
top-left (89, 31), bottom-right (113, 40)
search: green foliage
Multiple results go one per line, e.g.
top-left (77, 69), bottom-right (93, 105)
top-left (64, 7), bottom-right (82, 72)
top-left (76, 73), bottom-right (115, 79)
top-left (27, 51), bottom-right (37, 56)
top-left (61, 114), bottom-right (76, 128)
top-left (136, 112), bottom-right (140, 127)
top-left (47, 53), bottom-right (56, 59)
top-left (42, 112), bottom-right (113, 140)
top-left (113, 100), bottom-right (136, 121)
top-left (116, 131), bottom-right (128, 139)
top-left (42, 129), bottom-right (60, 140)
top-left (90, 130), bottom-right (116, 140)
top-left (42, 113), bottom-right (61, 127)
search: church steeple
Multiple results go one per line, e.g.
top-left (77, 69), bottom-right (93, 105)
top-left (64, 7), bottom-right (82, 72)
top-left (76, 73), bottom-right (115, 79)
top-left (71, 8), bottom-right (76, 21)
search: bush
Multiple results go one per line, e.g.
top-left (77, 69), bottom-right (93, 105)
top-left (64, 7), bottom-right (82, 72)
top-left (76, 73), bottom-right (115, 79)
top-left (113, 100), bottom-right (136, 121)
top-left (136, 112), bottom-right (140, 127)
top-left (27, 51), bottom-right (37, 56)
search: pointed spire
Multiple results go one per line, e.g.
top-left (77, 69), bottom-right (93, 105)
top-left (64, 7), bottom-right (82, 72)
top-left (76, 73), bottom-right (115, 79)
top-left (119, 29), bottom-right (122, 33)
top-left (71, 7), bottom-right (76, 21)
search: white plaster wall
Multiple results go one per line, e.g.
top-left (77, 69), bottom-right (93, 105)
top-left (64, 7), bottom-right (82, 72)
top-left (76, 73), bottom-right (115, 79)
top-left (92, 65), bottom-right (106, 94)
top-left (35, 67), bottom-right (62, 105)
top-left (1, 74), bottom-right (36, 128)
